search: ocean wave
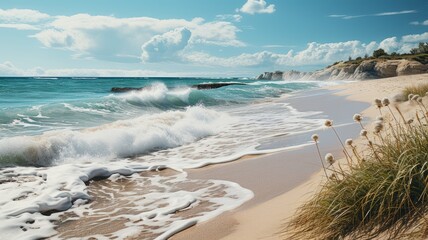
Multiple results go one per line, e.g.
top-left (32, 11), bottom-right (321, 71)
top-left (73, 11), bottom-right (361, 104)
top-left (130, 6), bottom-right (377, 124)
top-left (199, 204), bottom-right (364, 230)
top-left (0, 106), bottom-right (232, 167)
top-left (112, 83), bottom-right (193, 108)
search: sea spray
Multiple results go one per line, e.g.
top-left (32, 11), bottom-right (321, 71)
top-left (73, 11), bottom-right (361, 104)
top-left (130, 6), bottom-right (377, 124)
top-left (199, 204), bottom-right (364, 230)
top-left (0, 106), bottom-right (231, 167)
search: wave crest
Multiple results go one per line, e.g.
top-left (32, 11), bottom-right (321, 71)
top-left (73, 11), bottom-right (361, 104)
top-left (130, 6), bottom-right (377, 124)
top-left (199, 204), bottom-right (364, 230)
top-left (0, 106), bottom-right (232, 167)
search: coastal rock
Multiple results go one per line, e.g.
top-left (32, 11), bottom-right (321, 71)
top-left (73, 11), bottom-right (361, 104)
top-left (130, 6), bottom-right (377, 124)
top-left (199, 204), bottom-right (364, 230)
top-left (111, 87), bottom-right (144, 92)
top-left (257, 59), bottom-right (428, 81)
top-left (191, 83), bottom-right (247, 89)
top-left (396, 60), bottom-right (428, 76)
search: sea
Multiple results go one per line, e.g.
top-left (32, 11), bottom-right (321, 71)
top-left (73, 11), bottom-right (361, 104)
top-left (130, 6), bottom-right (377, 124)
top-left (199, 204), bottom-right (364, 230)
top-left (0, 77), bottom-right (335, 239)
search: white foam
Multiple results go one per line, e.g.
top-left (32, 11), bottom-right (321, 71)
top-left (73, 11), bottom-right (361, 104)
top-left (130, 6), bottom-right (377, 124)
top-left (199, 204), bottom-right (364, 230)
top-left (0, 106), bottom-right (232, 166)
top-left (0, 163), bottom-right (252, 240)
top-left (113, 82), bottom-right (192, 105)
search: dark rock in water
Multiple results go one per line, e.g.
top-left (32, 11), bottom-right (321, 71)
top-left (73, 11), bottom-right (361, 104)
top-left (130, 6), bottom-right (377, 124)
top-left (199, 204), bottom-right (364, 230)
top-left (192, 83), bottom-right (246, 90)
top-left (111, 87), bottom-right (144, 92)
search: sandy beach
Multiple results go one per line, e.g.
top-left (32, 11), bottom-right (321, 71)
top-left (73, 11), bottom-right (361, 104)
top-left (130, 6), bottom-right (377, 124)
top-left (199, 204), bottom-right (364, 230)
top-left (173, 73), bottom-right (428, 240)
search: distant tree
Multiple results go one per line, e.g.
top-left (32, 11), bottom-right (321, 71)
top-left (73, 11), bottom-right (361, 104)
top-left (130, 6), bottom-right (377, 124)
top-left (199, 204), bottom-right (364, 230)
top-left (356, 57), bottom-right (362, 61)
top-left (364, 54), bottom-right (369, 59)
top-left (410, 42), bottom-right (428, 54)
top-left (410, 48), bottom-right (419, 54)
top-left (348, 56), bottom-right (352, 61)
top-left (390, 52), bottom-right (398, 57)
top-left (373, 48), bottom-right (387, 58)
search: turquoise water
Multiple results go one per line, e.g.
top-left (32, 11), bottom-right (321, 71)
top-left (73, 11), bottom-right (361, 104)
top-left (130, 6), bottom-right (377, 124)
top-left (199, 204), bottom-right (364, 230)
top-left (0, 77), bottom-right (317, 137)
top-left (0, 76), bottom-right (331, 239)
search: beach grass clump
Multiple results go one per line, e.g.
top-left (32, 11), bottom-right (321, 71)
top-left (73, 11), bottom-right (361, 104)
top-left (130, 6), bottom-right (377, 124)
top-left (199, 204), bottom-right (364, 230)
top-left (285, 94), bottom-right (428, 239)
top-left (403, 84), bottom-right (428, 100)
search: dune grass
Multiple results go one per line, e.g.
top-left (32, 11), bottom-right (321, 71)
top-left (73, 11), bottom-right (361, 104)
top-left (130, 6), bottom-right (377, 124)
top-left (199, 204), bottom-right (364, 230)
top-left (403, 84), bottom-right (428, 100)
top-left (284, 91), bottom-right (428, 239)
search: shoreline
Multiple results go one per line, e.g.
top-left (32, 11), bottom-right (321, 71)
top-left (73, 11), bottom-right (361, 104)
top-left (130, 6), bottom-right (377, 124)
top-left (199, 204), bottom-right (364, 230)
top-left (172, 73), bottom-right (428, 240)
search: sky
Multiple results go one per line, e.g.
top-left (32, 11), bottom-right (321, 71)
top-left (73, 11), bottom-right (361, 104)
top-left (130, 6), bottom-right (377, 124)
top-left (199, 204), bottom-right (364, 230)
top-left (0, 0), bottom-right (427, 77)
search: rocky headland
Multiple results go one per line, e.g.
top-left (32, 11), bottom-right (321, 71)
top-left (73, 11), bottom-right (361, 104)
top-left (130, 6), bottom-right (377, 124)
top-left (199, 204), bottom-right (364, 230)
top-left (257, 59), bottom-right (428, 81)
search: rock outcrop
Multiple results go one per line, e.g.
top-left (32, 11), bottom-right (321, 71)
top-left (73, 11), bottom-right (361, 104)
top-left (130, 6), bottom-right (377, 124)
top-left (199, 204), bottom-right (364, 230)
top-left (111, 87), bottom-right (144, 92)
top-left (191, 82), bottom-right (247, 90)
top-left (257, 59), bottom-right (428, 81)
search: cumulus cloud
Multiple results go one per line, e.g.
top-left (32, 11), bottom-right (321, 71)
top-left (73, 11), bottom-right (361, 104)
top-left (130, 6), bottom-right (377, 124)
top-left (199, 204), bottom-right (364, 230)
top-left (0, 8), bottom-right (50, 30)
top-left (141, 28), bottom-right (191, 62)
top-left (184, 32), bottom-right (428, 68)
top-left (410, 20), bottom-right (428, 26)
top-left (238, 0), bottom-right (275, 15)
top-left (29, 13), bottom-right (243, 62)
top-left (0, 8), bottom-right (50, 23)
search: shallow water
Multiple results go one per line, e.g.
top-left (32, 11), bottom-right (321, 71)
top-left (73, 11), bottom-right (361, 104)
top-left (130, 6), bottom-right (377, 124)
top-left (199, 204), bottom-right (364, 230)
top-left (0, 77), bottom-right (336, 239)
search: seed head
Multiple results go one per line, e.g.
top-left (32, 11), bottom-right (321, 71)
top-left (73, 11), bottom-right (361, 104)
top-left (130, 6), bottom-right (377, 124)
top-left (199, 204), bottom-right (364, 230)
top-left (374, 121), bottom-right (384, 133)
top-left (325, 153), bottom-right (335, 165)
top-left (418, 98), bottom-right (423, 103)
top-left (412, 95), bottom-right (420, 101)
top-left (374, 98), bottom-right (382, 108)
top-left (360, 129), bottom-right (368, 137)
top-left (376, 116), bottom-right (384, 121)
top-left (407, 119), bottom-right (414, 124)
top-left (353, 114), bottom-right (362, 122)
top-left (311, 134), bottom-right (319, 142)
top-left (345, 138), bottom-right (353, 146)
top-left (408, 94), bottom-right (414, 100)
top-left (324, 119), bottom-right (333, 127)
top-left (382, 98), bottom-right (390, 106)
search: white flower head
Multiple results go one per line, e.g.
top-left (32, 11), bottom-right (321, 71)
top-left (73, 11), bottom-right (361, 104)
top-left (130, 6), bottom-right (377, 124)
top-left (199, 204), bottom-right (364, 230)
top-left (353, 114), bottom-right (362, 122)
top-left (311, 134), bottom-right (319, 142)
top-left (345, 138), bottom-right (353, 146)
top-left (325, 153), bottom-right (335, 165)
top-left (408, 94), bottom-right (414, 100)
top-left (374, 98), bottom-right (382, 108)
top-left (412, 95), bottom-right (420, 101)
top-left (374, 121), bottom-right (384, 133)
top-left (360, 129), bottom-right (368, 137)
top-left (382, 98), bottom-right (390, 106)
top-left (324, 119), bottom-right (333, 127)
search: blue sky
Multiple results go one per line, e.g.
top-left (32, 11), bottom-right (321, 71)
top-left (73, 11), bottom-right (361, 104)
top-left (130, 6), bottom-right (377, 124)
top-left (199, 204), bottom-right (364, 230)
top-left (0, 0), bottom-right (427, 77)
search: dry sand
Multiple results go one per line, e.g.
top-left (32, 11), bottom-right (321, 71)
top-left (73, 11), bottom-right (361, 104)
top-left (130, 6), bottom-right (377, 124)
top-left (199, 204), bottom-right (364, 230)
top-left (172, 73), bottom-right (428, 240)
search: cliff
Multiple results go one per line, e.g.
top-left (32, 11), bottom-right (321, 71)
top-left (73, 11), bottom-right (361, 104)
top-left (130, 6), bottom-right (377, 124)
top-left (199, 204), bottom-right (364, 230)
top-left (257, 59), bottom-right (428, 81)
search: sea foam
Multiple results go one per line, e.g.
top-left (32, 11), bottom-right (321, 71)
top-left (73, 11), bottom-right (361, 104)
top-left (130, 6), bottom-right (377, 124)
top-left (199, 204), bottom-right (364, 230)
top-left (0, 105), bottom-right (231, 167)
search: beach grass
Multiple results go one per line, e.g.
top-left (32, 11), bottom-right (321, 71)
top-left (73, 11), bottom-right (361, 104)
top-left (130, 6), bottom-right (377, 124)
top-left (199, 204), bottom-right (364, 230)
top-left (403, 83), bottom-right (428, 100)
top-left (284, 92), bottom-right (428, 239)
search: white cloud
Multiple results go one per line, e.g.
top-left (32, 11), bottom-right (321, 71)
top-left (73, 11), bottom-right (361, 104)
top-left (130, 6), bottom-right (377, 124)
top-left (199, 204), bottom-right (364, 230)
top-left (216, 14), bottom-right (242, 22)
top-left (410, 20), bottom-right (428, 26)
top-left (0, 23), bottom-right (39, 30)
top-left (141, 28), bottom-right (191, 62)
top-left (329, 10), bottom-right (416, 20)
top-left (0, 8), bottom-right (50, 23)
top-left (379, 37), bottom-right (400, 53)
top-left (184, 32), bottom-right (428, 68)
top-left (0, 61), bottom-right (242, 77)
top-left (238, 0), bottom-right (275, 15)
top-left (29, 13), bottom-right (243, 62)
top-left (375, 10), bottom-right (416, 16)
